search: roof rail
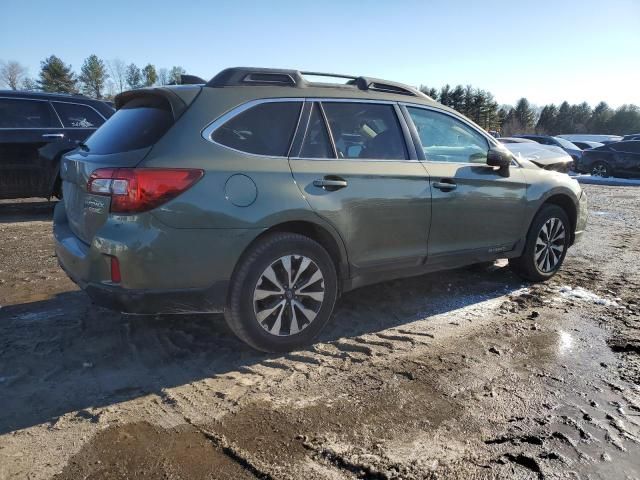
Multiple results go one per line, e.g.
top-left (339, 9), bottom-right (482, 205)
top-left (206, 67), bottom-right (426, 98)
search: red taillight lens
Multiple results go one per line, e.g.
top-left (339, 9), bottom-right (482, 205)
top-left (87, 168), bottom-right (204, 213)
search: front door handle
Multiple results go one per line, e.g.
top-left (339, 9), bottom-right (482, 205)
top-left (42, 133), bottom-right (65, 139)
top-left (313, 177), bottom-right (348, 191)
top-left (433, 180), bottom-right (457, 191)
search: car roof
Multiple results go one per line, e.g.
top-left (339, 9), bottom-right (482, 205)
top-left (0, 89), bottom-right (109, 107)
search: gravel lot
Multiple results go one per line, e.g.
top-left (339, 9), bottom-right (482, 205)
top-left (0, 184), bottom-right (639, 479)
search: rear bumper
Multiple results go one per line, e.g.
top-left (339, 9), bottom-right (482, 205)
top-left (83, 282), bottom-right (228, 315)
top-left (53, 202), bottom-right (260, 314)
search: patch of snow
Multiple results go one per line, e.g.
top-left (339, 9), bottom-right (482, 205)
top-left (570, 173), bottom-right (640, 187)
top-left (556, 285), bottom-right (620, 307)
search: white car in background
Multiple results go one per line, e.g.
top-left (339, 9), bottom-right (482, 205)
top-left (558, 134), bottom-right (622, 144)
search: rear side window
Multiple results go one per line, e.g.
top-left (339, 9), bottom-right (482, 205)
top-left (322, 102), bottom-right (408, 160)
top-left (212, 102), bottom-right (302, 157)
top-left (612, 141), bottom-right (640, 153)
top-left (52, 102), bottom-right (105, 128)
top-left (0, 98), bottom-right (60, 128)
top-left (85, 96), bottom-right (173, 154)
top-left (299, 103), bottom-right (334, 158)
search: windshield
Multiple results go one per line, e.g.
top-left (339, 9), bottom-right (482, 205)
top-left (85, 96), bottom-right (173, 155)
top-left (553, 137), bottom-right (580, 150)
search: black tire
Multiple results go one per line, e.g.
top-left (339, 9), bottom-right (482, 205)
top-left (509, 204), bottom-right (570, 282)
top-left (224, 232), bottom-right (338, 352)
top-left (591, 161), bottom-right (611, 178)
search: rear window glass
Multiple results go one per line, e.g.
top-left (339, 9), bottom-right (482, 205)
top-left (0, 98), bottom-right (60, 128)
top-left (212, 102), bottom-right (302, 157)
top-left (84, 96), bottom-right (173, 154)
top-left (52, 101), bottom-right (105, 128)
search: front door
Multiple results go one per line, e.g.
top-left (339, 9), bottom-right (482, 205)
top-left (289, 101), bottom-right (431, 275)
top-left (0, 97), bottom-right (65, 198)
top-left (403, 105), bottom-right (527, 263)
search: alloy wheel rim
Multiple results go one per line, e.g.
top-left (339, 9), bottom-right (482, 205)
top-left (253, 255), bottom-right (325, 336)
top-left (592, 164), bottom-right (607, 177)
top-left (535, 217), bottom-right (566, 273)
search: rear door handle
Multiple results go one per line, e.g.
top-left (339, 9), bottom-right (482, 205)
top-left (313, 177), bottom-right (348, 191)
top-left (433, 180), bottom-right (457, 191)
top-left (42, 133), bottom-right (65, 139)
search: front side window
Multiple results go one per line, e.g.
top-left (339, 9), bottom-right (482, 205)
top-left (322, 102), bottom-right (408, 160)
top-left (52, 102), bottom-right (105, 128)
top-left (407, 107), bottom-right (489, 163)
top-left (0, 98), bottom-right (60, 128)
top-left (212, 101), bottom-right (302, 157)
top-left (299, 103), bottom-right (334, 158)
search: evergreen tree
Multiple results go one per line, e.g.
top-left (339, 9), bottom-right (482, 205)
top-left (587, 102), bottom-right (613, 133)
top-left (569, 102), bottom-right (591, 133)
top-left (126, 63), bottom-right (142, 89)
top-left (439, 84), bottom-right (452, 107)
top-left (419, 86), bottom-right (438, 98)
top-left (536, 104), bottom-right (558, 134)
top-left (79, 54), bottom-right (108, 98)
top-left (607, 105), bottom-right (640, 135)
top-left (449, 85), bottom-right (465, 113)
top-left (38, 55), bottom-right (77, 93)
top-left (554, 101), bottom-right (574, 134)
top-left (513, 98), bottom-right (536, 132)
top-left (142, 64), bottom-right (157, 87)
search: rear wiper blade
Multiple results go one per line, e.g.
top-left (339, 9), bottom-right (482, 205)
top-left (76, 141), bottom-right (90, 152)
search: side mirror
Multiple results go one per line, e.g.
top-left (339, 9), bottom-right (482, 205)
top-left (486, 147), bottom-right (512, 169)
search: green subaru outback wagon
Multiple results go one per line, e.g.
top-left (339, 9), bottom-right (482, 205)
top-left (54, 67), bottom-right (587, 352)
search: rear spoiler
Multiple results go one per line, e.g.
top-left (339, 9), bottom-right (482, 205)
top-left (114, 88), bottom-right (194, 120)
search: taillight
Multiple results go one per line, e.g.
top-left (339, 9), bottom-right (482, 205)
top-left (87, 168), bottom-right (204, 213)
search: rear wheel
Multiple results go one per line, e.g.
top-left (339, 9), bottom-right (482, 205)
top-left (510, 204), bottom-right (570, 282)
top-left (591, 161), bottom-right (610, 178)
top-left (224, 232), bottom-right (338, 352)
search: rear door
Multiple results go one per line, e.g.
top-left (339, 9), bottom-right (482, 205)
top-left (403, 105), bottom-right (527, 263)
top-left (61, 95), bottom-right (175, 244)
top-left (289, 100), bottom-right (431, 275)
top-left (0, 97), bottom-right (64, 198)
top-left (610, 141), bottom-right (640, 176)
top-left (51, 101), bottom-right (106, 144)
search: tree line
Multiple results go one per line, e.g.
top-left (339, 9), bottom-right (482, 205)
top-left (0, 55), bottom-right (187, 100)
top-left (1, 56), bottom-right (638, 135)
top-left (420, 84), bottom-right (640, 136)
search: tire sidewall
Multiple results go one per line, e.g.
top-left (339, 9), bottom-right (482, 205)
top-left (228, 234), bottom-right (337, 352)
top-left (592, 161), bottom-right (610, 178)
top-left (525, 205), bottom-right (570, 280)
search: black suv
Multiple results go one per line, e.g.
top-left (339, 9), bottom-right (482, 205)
top-left (0, 91), bottom-right (114, 199)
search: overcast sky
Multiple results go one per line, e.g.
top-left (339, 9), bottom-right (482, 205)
top-left (3, 0), bottom-right (639, 107)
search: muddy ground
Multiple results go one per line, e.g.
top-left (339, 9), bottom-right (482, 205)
top-left (0, 185), bottom-right (639, 480)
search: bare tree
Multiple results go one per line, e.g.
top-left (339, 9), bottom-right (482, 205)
top-left (107, 58), bottom-right (127, 93)
top-left (21, 78), bottom-right (39, 91)
top-left (157, 68), bottom-right (169, 86)
top-left (0, 60), bottom-right (28, 90)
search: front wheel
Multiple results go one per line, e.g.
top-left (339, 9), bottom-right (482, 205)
top-left (224, 232), bottom-right (338, 352)
top-left (509, 205), bottom-right (570, 282)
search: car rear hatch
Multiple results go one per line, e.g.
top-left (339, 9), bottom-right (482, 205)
top-left (61, 88), bottom-right (198, 244)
